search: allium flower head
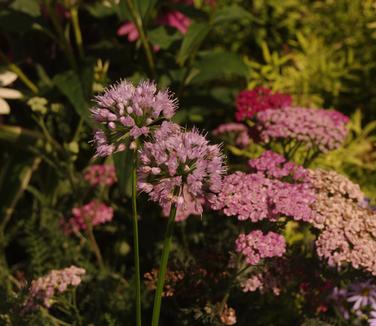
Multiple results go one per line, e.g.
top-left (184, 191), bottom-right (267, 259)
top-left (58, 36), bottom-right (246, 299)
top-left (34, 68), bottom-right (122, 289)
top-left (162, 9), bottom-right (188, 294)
top-left (84, 164), bottom-right (117, 187)
top-left (138, 122), bottom-right (226, 220)
top-left (235, 87), bottom-right (291, 121)
top-left (256, 107), bottom-right (349, 152)
top-left (23, 266), bottom-right (85, 313)
top-left (62, 200), bottom-right (114, 234)
top-left (235, 230), bottom-right (286, 265)
top-left (91, 80), bottom-right (177, 156)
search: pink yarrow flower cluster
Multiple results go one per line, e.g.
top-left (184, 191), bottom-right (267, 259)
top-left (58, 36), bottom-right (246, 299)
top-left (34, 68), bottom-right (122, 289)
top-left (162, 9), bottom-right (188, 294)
top-left (212, 122), bottom-right (250, 148)
top-left (84, 164), bottom-right (117, 187)
top-left (62, 200), bottom-right (114, 234)
top-left (248, 150), bottom-right (309, 181)
top-left (210, 170), bottom-right (314, 222)
top-left (256, 107), bottom-right (349, 152)
top-left (23, 266), bottom-right (85, 313)
top-left (235, 87), bottom-right (292, 121)
top-left (236, 230), bottom-right (286, 265)
top-left (309, 169), bottom-right (376, 275)
top-left (91, 80), bottom-right (177, 157)
top-left (138, 121), bottom-right (226, 221)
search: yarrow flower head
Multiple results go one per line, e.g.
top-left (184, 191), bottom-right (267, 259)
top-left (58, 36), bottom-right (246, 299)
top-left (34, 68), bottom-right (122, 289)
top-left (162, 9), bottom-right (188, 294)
top-left (91, 80), bottom-right (177, 157)
top-left (84, 164), bottom-right (117, 187)
top-left (256, 107), bottom-right (349, 152)
top-left (235, 87), bottom-right (291, 121)
top-left (309, 169), bottom-right (376, 275)
top-left (23, 266), bottom-right (85, 313)
top-left (62, 200), bottom-right (114, 234)
top-left (212, 122), bottom-right (250, 148)
top-left (138, 122), bottom-right (226, 221)
top-left (235, 230), bottom-right (286, 265)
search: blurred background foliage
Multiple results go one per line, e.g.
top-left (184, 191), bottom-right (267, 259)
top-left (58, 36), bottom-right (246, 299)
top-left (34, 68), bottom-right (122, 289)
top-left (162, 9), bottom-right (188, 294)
top-left (0, 0), bottom-right (375, 324)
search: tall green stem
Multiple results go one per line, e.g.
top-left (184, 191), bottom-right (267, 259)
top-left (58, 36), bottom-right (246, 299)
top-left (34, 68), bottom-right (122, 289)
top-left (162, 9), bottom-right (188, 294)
top-left (151, 187), bottom-right (180, 326)
top-left (132, 154), bottom-right (142, 326)
top-left (125, 0), bottom-right (156, 78)
top-left (70, 7), bottom-right (85, 60)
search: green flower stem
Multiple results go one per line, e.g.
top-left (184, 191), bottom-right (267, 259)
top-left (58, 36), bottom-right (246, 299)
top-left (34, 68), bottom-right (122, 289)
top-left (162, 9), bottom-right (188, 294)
top-left (131, 154), bottom-right (142, 326)
top-left (125, 0), bottom-right (156, 78)
top-left (85, 221), bottom-right (105, 271)
top-left (70, 7), bottom-right (85, 60)
top-left (0, 50), bottom-right (38, 94)
top-left (151, 187), bottom-right (180, 326)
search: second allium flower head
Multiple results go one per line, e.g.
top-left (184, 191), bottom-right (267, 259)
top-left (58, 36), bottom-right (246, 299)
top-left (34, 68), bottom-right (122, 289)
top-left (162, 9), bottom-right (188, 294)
top-left (91, 79), bottom-right (177, 156)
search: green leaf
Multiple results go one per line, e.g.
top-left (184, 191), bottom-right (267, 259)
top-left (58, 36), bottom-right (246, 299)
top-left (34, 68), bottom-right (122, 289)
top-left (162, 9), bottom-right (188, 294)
top-left (113, 150), bottom-right (133, 197)
top-left (135, 0), bottom-right (158, 19)
top-left (148, 27), bottom-right (181, 50)
top-left (190, 51), bottom-right (248, 84)
top-left (0, 125), bottom-right (45, 151)
top-left (177, 22), bottom-right (211, 66)
top-left (212, 5), bottom-right (253, 25)
top-left (10, 0), bottom-right (40, 17)
top-left (53, 71), bottom-right (93, 126)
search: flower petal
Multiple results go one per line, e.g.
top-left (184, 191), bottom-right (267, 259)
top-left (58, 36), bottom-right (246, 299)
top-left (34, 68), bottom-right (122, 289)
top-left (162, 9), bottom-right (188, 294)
top-left (0, 71), bottom-right (17, 86)
top-left (0, 87), bottom-right (23, 99)
top-left (0, 97), bottom-right (10, 114)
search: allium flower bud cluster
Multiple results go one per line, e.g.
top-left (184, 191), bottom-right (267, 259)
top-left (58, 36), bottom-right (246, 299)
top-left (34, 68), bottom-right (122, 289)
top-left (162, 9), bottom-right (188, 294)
top-left (309, 169), bottom-right (376, 275)
top-left (212, 122), bottom-right (250, 148)
top-left (210, 171), bottom-right (314, 222)
top-left (62, 200), bottom-right (114, 234)
top-left (23, 266), bottom-right (85, 313)
top-left (235, 230), bottom-right (286, 265)
top-left (235, 87), bottom-right (292, 121)
top-left (84, 164), bottom-right (117, 187)
top-left (91, 80), bottom-right (177, 157)
top-left (256, 107), bottom-right (349, 152)
top-left (138, 122), bottom-right (226, 221)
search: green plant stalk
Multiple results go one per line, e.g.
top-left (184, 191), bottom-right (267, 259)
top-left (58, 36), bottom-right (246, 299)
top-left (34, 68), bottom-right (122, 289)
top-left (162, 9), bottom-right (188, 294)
top-left (151, 187), bottom-right (180, 326)
top-left (0, 50), bottom-right (38, 94)
top-left (85, 221), bottom-right (105, 271)
top-left (125, 0), bottom-right (156, 78)
top-left (70, 7), bottom-right (85, 60)
top-left (45, 0), bottom-right (77, 70)
top-left (131, 154), bottom-right (142, 326)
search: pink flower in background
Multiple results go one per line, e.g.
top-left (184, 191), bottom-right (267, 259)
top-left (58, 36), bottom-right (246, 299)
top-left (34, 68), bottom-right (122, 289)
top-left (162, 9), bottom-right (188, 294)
top-left (236, 87), bottom-right (291, 121)
top-left (91, 79), bottom-right (177, 156)
top-left (138, 121), bottom-right (226, 220)
top-left (23, 266), bottom-right (85, 313)
top-left (256, 107), bottom-right (349, 152)
top-left (62, 200), bottom-right (114, 234)
top-left (212, 122), bottom-right (250, 148)
top-left (84, 164), bottom-right (117, 187)
top-left (117, 21), bottom-right (139, 42)
top-left (235, 230), bottom-right (286, 265)
top-left (157, 10), bottom-right (191, 34)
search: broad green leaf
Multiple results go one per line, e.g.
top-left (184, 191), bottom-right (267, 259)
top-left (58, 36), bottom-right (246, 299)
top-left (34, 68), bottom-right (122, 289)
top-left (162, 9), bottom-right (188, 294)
top-left (135, 0), bottom-right (158, 19)
top-left (177, 22), bottom-right (211, 66)
top-left (212, 5), bottom-right (253, 25)
top-left (190, 51), bottom-right (248, 84)
top-left (10, 0), bottom-right (40, 17)
top-left (53, 71), bottom-right (93, 126)
top-left (148, 27), bottom-right (181, 50)
top-left (113, 149), bottom-right (133, 197)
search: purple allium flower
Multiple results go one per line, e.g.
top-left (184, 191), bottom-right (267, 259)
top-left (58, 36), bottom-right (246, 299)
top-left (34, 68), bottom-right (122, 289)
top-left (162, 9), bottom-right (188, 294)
top-left (138, 122), bottom-right (226, 220)
top-left (256, 107), bottom-right (349, 152)
top-left (84, 164), bottom-right (117, 187)
top-left (212, 122), bottom-right (250, 148)
top-left (369, 310), bottom-right (376, 326)
top-left (23, 266), bottom-right (85, 313)
top-left (210, 171), bottom-right (314, 222)
top-left (248, 150), bottom-right (309, 181)
top-left (235, 230), bottom-right (286, 265)
top-left (61, 200), bottom-right (114, 234)
top-left (235, 87), bottom-right (292, 121)
top-left (91, 80), bottom-right (177, 156)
